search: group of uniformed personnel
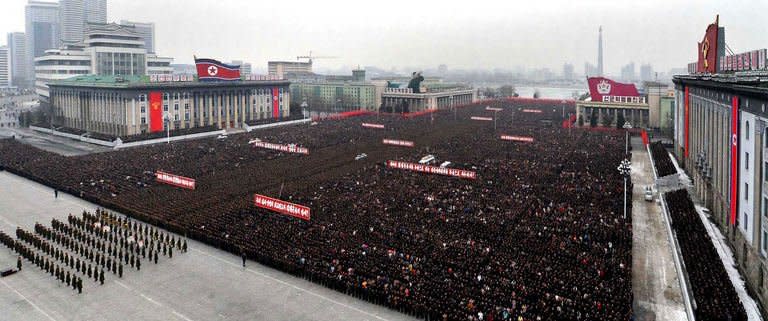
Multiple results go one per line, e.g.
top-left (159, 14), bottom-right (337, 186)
top-left (0, 208), bottom-right (187, 294)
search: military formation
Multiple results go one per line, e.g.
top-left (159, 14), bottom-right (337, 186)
top-left (0, 208), bottom-right (186, 293)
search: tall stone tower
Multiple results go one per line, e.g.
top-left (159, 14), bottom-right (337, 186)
top-left (597, 26), bottom-right (604, 77)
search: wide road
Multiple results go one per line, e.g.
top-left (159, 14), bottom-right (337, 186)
top-left (630, 137), bottom-right (687, 321)
top-left (0, 171), bottom-right (417, 321)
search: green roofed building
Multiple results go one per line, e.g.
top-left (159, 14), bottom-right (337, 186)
top-left (48, 74), bottom-right (290, 137)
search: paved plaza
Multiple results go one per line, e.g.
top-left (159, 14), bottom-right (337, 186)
top-left (0, 171), bottom-right (417, 321)
top-left (630, 137), bottom-right (687, 321)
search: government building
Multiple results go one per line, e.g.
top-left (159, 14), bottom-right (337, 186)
top-left (674, 17), bottom-right (768, 315)
top-left (48, 75), bottom-right (290, 137)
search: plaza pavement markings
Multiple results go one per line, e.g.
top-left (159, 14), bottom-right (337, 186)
top-left (190, 247), bottom-right (390, 321)
top-left (0, 278), bottom-right (58, 321)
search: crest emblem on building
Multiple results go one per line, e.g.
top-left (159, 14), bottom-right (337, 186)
top-left (597, 80), bottom-right (611, 95)
top-left (207, 65), bottom-right (218, 76)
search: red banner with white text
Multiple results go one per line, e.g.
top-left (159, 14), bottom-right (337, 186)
top-left (249, 140), bottom-right (309, 154)
top-left (500, 135), bottom-right (534, 142)
top-left (382, 139), bottom-right (414, 147)
top-left (362, 122), bottom-right (385, 129)
top-left (155, 171), bottom-right (195, 190)
top-left (254, 194), bottom-right (310, 221)
top-left (386, 160), bottom-right (477, 179)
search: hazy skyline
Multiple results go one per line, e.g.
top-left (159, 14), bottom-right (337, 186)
top-left (2, 0), bottom-right (767, 76)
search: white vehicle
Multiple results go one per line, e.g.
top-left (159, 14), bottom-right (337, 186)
top-left (439, 161), bottom-right (452, 168)
top-left (355, 153), bottom-right (368, 161)
top-left (419, 155), bottom-right (436, 164)
top-left (217, 133), bottom-right (228, 140)
top-left (644, 186), bottom-right (653, 202)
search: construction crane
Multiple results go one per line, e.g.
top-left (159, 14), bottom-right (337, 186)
top-left (296, 51), bottom-right (338, 64)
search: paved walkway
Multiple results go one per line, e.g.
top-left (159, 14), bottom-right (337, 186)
top-left (0, 171), bottom-right (417, 321)
top-left (630, 138), bottom-right (687, 321)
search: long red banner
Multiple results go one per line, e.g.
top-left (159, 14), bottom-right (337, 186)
top-left (362, 122), bottom-right (385, 129)
top-left (254, 194), bottom-right (310, 221)
top-left (382, 139), bottom-right (414, 147)
top-left (249, 140), bottom-right (309, 154)
top-left (386, 160), bottom-right (477, 179)
top-left (149, 91), bottom-right (163, 133)
top-left (522, 109), bottom-right (543, 113)
top-left (500, 135), bottom-right (534, 142)
top-left (155, 171), bottom-right (196, 190)
top-left (471, 116), bottom-right (493, 121)
top-left (730, 96), bottom-right (739, 225)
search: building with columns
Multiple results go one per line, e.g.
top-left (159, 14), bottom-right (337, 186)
top-left (380, 85), bottom-right (476, 113)
top-left (48, 75), bottom-right (290, 137)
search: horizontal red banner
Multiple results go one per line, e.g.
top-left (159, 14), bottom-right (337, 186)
top-left (362, 123), bottom-right (385, 129)
top-left (386, 160), bottom-right (477, 179)
top-left (485, 107), bottom-right (503, 111)
top-left (471, 116), bottom-right (493, 121)
top-left (522, 109), bottom-right (543, 113)
top-left (156, 171), bottom-right (196, 190)
top-left (249, 140), bottom-right (309, 154)
top-left (254, 194), bottom-right (310, 221)
top-left (382, 139), bottom-right (415, 147)
top-left (500, 135), bottom-right (534, 142)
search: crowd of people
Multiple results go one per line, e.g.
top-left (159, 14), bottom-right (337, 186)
top-left (0, 208), bottom-right (183, 293)
top-left (0, 101), bottom-right (633, 320)
top-left (664, 190), bottom-right (747, 321)
top-left (649, 141), bottom-right (677, 177)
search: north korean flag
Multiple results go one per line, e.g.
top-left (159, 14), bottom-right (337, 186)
top-left (195, 57), bottom-right (241, 81)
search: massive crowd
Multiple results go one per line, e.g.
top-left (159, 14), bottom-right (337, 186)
top-left (0, 100), bottom-right (633, 320)
top-left (664, 190), bottom-right (747, 321)
top-left (649, 142), bottom-right (676, 177)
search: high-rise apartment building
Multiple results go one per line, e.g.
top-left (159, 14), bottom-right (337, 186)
top-left (25, 1), bottom-right (60, 85)
top-left (60, 0), bottom-right (107, 43)
top-left (7, 32), bottom-right (28, 87)
top-left (0, 46), bottom-right (11, 88)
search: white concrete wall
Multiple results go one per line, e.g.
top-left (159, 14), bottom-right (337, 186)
top-left (740, 111), bottom-right (756, 244)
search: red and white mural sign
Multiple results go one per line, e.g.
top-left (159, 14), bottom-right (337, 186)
top-left (382, 139), bottom-right (415, 147)
top-left (522, 109), bottom-right (543, 113)
top-left (500, 135), bottom-right (534, 142)
top-left (362, 123), bottom-right (385, 129)
top-left (485, 107), bottom-right (503, 111)
top-left (254, 194), bottom-right (311, 221)
top-left (386, 160), bottom-right (477, 180)
top-left (471, 116), bottom-right (493, 121)
top-left (250, 140), bottom-right (309, 154)
top-left (155, 171), bottom-right (196, 190)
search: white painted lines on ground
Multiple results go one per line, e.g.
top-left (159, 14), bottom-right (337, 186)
top-left (173, 310), bottom-right (195, 321)
top-left (190, 247), bottom-right (389, 321)
top-left (0, 279), bottom-right (58, 321)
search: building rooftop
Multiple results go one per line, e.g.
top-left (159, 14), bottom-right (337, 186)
top-left (49, 75), bottom-right (290, 89)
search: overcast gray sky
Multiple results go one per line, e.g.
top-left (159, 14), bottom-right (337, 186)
top-left (2, 0), bottom-right (766, 75)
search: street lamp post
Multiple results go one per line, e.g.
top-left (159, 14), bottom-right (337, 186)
top-left (618, 159), bottom-right (632, 220)
top-left (164, 112), bottom-right (171, 144)
top-left (622, 121), bottom-right (632, 154)
top-left (301, 101), bottom-right (309, 126)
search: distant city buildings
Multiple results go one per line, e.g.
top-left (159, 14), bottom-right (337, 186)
top-left (584, 62), bottom-right (598, 78)
top-left (60, 0), bottom-right (107, 43)
top-left (231, 60), bottom-right (252, 76)
top-left (620, 62), bottom-right (635, 82)
top-left (640, 63), bottom-right (653, 82)
top-left (120, 20), bottom-right (155, 53)
top-left (268, 61), bottom-right (312, 78)
top-left (35, 22), bottom-right (173, 100)
top-left (25, 1), bottom-right (61, 87)
top-left (563, 63), bottom-right (574, 81)
top-left (7, 32), bottom-right (27, 87)
top-left (0, 46), bottom-right (11, 88)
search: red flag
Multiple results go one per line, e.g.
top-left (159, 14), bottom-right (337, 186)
top-left (587, 77), bottom-right (639, 102)
top-left (272, 87), bottom-right (280, 119)
top-left (149, 91), bottom-right (163, 133)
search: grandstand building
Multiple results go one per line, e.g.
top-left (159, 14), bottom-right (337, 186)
top-left (673, 17), bottom-right (768, 315)
top-left (379, 84), bottom-right (476, 113)
top-left (47, 75), bottom-right (290, 137)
